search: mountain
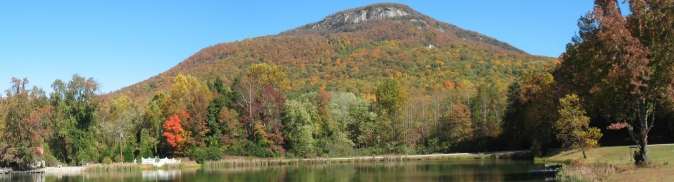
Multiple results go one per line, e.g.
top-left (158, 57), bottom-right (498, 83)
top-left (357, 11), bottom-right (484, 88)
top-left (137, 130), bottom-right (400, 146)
top-left (112, 3), bottom-right (555, 101)
top-left (280, 3), bottom-right (524, 53)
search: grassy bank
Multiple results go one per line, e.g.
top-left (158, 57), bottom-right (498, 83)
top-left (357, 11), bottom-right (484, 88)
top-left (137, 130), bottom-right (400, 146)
top-left (204, 151), bottom-right (531, 169)
top-left (538, 144), bottom-right (674, 181)
top-left (84, 161), bottom-right (201, 172)
top-left (80, 151), bottom-right (529, 172)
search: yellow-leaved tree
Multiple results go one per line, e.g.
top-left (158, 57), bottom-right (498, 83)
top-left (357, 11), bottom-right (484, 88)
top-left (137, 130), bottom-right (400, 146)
top-left (555, 94), bottom-right (602, 159)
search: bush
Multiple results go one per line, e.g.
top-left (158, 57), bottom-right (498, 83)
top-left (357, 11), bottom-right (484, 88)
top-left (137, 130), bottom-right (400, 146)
top-left (206, 147), bottom-right (223, 161)
top-left (244, 142), bottom-right (274, 158)
top-left (123, 145), bottom-right (134, 163)
top-left (99, 149), bottom-right (111, 163)
top-left (326, 141), bottom-right (355, 157)
top-left (189, 147), bottom-right (208, 164)
top-left (190, 147), bottom-right (222, 163)
top-left (224, 142), bottom-right (246, 156)
top-left (102, 157), bottom-right (113, 164)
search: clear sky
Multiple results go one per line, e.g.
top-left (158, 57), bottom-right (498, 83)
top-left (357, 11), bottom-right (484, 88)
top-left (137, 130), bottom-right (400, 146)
top-left (1, 1), bottom-right (613, 95)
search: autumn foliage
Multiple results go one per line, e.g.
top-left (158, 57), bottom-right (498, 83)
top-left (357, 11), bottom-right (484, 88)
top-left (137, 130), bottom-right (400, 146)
top-left (110, 3), bottom-right (554, 103)
top-left (163, 110), bottom-right (189, 147)
top-left (2, 3), bottom-right (608, 166)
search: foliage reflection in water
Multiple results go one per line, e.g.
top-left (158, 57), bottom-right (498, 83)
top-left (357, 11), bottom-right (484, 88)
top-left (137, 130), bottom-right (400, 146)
top-left (4, 159), bottom-right (552, 182)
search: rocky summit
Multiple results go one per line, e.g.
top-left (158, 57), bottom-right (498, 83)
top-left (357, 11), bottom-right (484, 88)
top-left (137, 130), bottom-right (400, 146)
top-left (312, 6), bottom-right (411, 28)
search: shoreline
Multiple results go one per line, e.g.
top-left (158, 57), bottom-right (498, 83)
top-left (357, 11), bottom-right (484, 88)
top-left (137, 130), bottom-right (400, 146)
top-left (20, 150), bottom-right (530, 174)
top-left (203, 150), bottom-right (532, 168)
top-left (43, 166), bottom-right (84, 173)
top-left (302, 150), bottom-right (531, 162)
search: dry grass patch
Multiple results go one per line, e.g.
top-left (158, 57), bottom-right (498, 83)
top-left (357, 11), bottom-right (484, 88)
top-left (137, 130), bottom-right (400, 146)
top-left (556, 162), bottom-right (616, 182)
top-left (604, 162), bottom-right (674, 182)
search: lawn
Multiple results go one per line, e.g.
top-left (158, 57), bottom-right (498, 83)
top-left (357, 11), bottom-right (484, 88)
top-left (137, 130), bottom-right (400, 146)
top-left (539, 144), bottom-right (674, 181)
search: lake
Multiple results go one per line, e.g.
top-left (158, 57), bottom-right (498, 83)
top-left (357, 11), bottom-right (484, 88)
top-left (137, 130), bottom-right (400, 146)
top-left (1, 159), bottom-right (553, 182)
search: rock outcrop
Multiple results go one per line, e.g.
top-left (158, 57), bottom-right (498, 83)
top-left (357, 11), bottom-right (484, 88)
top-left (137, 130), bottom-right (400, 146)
top-left (312, 6), bottom-right (410, 29)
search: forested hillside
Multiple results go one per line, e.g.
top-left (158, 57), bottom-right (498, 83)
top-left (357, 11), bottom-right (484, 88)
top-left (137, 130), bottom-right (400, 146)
top-left (0, 3), bottom-right (560, 168)
top-left (116, 3), bottom-right (554, 101)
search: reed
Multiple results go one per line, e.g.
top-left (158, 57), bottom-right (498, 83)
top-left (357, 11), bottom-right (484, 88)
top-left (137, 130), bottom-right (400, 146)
top-left (84, 163), bottom-right (142, 172)
top-left (201, 152), bottom-right (532, 169)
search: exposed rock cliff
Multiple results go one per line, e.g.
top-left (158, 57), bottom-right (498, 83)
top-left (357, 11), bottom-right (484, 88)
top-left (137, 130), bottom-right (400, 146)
top-left (280, 3), bottom-right (524, 54)
top-left (312, 6), bottom-right (410, 28)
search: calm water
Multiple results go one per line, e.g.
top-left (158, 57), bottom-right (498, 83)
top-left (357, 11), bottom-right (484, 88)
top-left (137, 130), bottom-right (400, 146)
top-left (1, 160), bottom-right (553, 182)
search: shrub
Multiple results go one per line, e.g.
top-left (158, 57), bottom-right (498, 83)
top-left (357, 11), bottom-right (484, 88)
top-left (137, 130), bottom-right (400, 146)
top-left (99, 149), bottom-right (111, 163)
top-left (224, 141), bottom-right (245, 156)
top-left (244, 142), bottom-right (273, 158)
top-left (206, 147), bottom-right (223, 161)
top-left (189, 147), bottom-right (223, 163)
top-left (189, 147), bottom-right (208, 164)
top-left (102, 157), bottom-right (113, 164)
top-left (123, 145), bottom-right (134, 163)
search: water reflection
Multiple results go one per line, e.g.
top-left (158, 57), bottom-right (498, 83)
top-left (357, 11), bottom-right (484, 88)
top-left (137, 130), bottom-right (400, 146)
top-left (203, 160), bottom-right (545, 182)
top-left (142, 170), bottom-right (181, 181)
top-left (0, 173), bottom-right (46, 182)
top-left (8, 160), bottom-right (551, 182)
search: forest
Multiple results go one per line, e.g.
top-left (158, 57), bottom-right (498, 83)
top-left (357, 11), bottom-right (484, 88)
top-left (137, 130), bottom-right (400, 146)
top-left (0, 63), bottom-right (537, 169)
top-left (2, 1), bottom-right (673, 169)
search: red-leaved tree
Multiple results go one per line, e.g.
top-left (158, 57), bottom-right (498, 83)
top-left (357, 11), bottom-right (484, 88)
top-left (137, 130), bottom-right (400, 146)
top-left (558, 0), bottom-right (674, 164)
top-left (163, 110), bottom-right (189, 149)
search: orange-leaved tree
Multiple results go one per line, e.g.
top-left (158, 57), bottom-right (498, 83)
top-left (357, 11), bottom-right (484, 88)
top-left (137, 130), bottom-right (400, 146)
top-left (163, 110), bottom-right (189, 150)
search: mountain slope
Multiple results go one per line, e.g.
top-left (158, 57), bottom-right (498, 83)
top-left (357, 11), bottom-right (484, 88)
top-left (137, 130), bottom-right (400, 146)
top-left (113, 3), bottom-right (555, 101)
top-left (280, 3), bottom-right (524, 53)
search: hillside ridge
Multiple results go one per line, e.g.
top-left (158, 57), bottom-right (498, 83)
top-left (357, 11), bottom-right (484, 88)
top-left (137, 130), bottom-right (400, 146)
top-left (111, 3), bottom-right (554, 102)
top-left (280, 3), bottom-right (523, 54)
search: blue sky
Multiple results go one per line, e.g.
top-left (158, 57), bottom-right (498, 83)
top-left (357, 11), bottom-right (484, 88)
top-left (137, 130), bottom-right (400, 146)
top-left (0, 1), bottom-right (610, 95)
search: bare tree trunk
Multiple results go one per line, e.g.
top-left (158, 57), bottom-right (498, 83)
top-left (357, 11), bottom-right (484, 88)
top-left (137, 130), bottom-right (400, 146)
top-left (577, 137), bottom-right (587, 159)
top-left (639, 138), bottom-right (648, 163)
top-left (627, 124), bottom-right (650, 164)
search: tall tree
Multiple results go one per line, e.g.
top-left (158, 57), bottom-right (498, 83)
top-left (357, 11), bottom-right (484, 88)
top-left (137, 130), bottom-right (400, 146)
top-left (471, 85), bottom-right (502, 139)
top-left (374, 78), bottom-right (406, 150)
top-left (163, 111), bottom-right (187, 150)
top-left (100, 95), bottom-right (137, 156)
top-left (329, 92), bottom-right (376, 149)
top-left (161, 74), bottom-right (213, 149)
top-left (443, 103), bottom-right (473, 148)
top-left (233, 63), bottom-right (288, 154)
top-left (139, 129), bottom-right (156, 158)
top-left (48, 74), bottom-right (101, 165)
top-left (558, 0), bottom-right (674, 164)
top-left (501, 72), bottom-right (560, 154)
top-left (315, 85), bottom-right (333, 139)
top-left (1, 78), bottom-right (51, 170)
top-left (143, 93), bottom-right (166, 155)
top-left (282, 100), bottom-right (317, 157)
top-left (206, 76), bottom-right (234, 146)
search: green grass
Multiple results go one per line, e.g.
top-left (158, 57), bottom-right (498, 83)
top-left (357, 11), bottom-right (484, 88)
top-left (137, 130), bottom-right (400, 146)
top-left (538, 144), bottom-right (674, 164)
top-left (540, 144), bottom-right (674, 182)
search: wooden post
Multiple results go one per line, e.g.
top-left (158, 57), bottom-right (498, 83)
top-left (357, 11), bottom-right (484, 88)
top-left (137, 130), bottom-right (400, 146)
top-left (120, 131), bottom-right (124, 163)
top-left (629, 146), bottom-right (638, 161)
